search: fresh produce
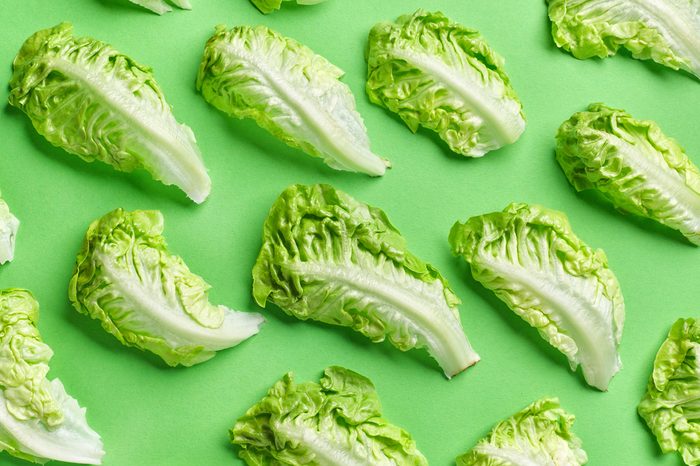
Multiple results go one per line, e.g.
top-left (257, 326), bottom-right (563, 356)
top-left (0, 194), bottom-right (18, 264)
top-left (197, 26), bottom-right (389, 176)
top-left (639, 318), bottom-right (700, 466)
top-left (367, 10), bottom-right (525, 157)
top-left (232, 366), bottom-right (428, 465)
top-left (557, 103), bottom-right (700, 245)
top-left (69, 209), bottom-right (264, 366)
top-left (547, 0), bottom-right (700, 79)
top-left (457, 398), bottom-right (588, 465)
top-left (0, 289), bottom-right (104, 464)
top-left (253, 184), bottom-right (480, 378)
top-left (450, 203), bottom-right (624, 390)
top-left (9, 23), bottom-right (211, 203)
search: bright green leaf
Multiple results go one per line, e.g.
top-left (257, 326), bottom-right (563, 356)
top-left (366, 10), bottom-right (525, 157)
top-left (556, 103), bottom-right (700, 245)
top-left (196, 25), bottom-right (389, 176)
top-left (69, 209), bottom-right (264, 367)
top-left (457, 398), bottom-right (588, 465)
top-left (232, 366), bottom-right (428, 465)
top-left (253, 184), bottom-right (479, 378)
top-left (449, 203), bottom-right (624, 390)
top-left (9, 23), bottom-right (211, 203)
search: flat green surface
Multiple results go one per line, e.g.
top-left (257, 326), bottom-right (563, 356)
top-left (0, 0), bottom-right (697, 465)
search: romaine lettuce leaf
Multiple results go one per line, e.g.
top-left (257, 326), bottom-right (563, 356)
top-left (232, 366), bottom-right (428, 465)
top-left (250, 0), bottom-right (326, 14)
top-left (546, 0), bottom-right (700, 79)
top-left (9, 23), bottom-right (211, 203)
top-left (0, 194), bottom-right (19, 265)
top-left (449, 203), bottom-right (624, 390)
top-left (366, 10), bottom-right (525, 157)
top-left (0, 289), bottom-right (104, 464)
top-left (556, 103), bottom-right (700, 246)
top-left (253, 184), bottom-right (480, 378)
top-left (457, 398), bottom-right (588, 465)
top-left (128, 0), bottom-right (191, 15)
top-left (196, 26), bottom-right (389, 176)
top-left (69, 209), bottom-right (264, 367)
top-left (638, 318), bottom-right (700, 465)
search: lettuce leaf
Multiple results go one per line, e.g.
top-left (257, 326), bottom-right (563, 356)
top-left (0, 194), bottom-right (19, 265)
top-left (232, 366), bottom-right (428, 465)
top-left (638, 318), bottom-right (700, 465)
top-left (366, 10), bottom-right (525, 157)
top-left (556, 103), bottom-right (700, 246)
top-left (128, 0), bottom-right (191, 15)
top-left (252, 184), bottom-right (479, 378)
top-left (68, 209), bottom-right (264, 367)
top-left (250, 0), bottom-right (326, 14)
top-left (9, 23), bottom-right (210, 203)
top-left (449, 203), bottom-right (624, 390)
top-left (546, 0), bottom-right (700, 79)
top-left (457, 398), bottom-right (588, 465)
top-left (0, 289), bottom-right (104, 464)
top-left (196, 25), bottom-right (389, 176)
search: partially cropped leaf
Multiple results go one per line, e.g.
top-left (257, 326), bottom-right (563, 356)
top-left (0, 289), bottom-right (103, 464)
top-left (557, 103), bottom-right (700, 245)
top-left (449, 203), bottom-right (624, 390)
top-left (253, 184), bottom-right (479, 378)
top-left (457, 398), bottom-right (588, 465)
top-left (639, 318), bottom-right (700, 465)
top-left (128, 0), bottom-right (191, 15)
top-left (546, 0), bottom-right (700, 79)
top-left (366, 10), bottom-right (525, 157)
top-left (250, 0), bottom-right (326, 14)
top-left (232, 366), bottom-right (428, 465)
top-left (0, 194), bottom-right (19, 265)
top-left (196, 25), bottom-right (389, 176)
top-left (69, 209), bottom-right (264, 367)
top-left (9, 23), bottom-right (211, 203)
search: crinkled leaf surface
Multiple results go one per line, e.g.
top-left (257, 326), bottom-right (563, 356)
top-left (68, 209), bottom-right (264, 367)
top-left (250, 0), bottom-right (326, 14)
top-left (8, 23), bottom-right (210, 203)
top-left (556, 103), bottom-right (700, 245)
top-left (252, 184), bottom-right (479, 378)
top-left (366, 10), bottom-right (525, 157)
top-left (638, 318), bottom-right (700, 466)
top-left (449, 203), bottom-right (624, 390)
top-left (457, 398), bottom-right (588, 465)
top-left (196, 25), bottom-right (389, 176)
top-left (128, 0), bottom-right (191, 15)
top-left (0, 289), bottom-right (103, 464)
top-left (547, 0), bottom-right (700, 79)
top-left (0, 194), bottom-right (19, 265)
top-left (232, 366), bottom-right (428, 465)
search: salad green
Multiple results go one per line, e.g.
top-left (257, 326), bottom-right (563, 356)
top-left (69, 209), bottom-right (264, 367)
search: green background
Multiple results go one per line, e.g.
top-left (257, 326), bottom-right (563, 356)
top-left (0, 0), bottom-right (697, 464)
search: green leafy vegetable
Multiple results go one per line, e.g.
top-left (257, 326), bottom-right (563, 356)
top-left (556, 103), bottom-right (700, 245)
top-left (457, 398), bottom-right (588, 465)
top-left (0, 289), bottom-right (104, 464)
top-left (250, 0), bottom-right (326, 14)
top-left (638, 318), bottom-right (700, 465)
top-left (196, 25), bottom-right (389, 176)
top-left (232, 366), bottom-right (428, 465)
top-left (69, 209), bottom-right (264, 367)
top-left (0, 194), bottom-right (18, 265)
top-left (366, 10), bottom-right (525, 157)
top-left (9, 23), bottom-right (211, 203)
top-left (128, 0), bottom-right (191, 15)
top-left (253, 184), bottom-right (479, 378)
top-left (546, 0), bottom-right (700, 79)
top-left (449, 203), bottom-right (624, 390)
